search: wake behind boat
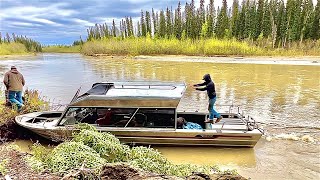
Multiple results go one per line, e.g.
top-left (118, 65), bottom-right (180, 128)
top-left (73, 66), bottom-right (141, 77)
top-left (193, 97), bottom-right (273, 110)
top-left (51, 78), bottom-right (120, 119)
top-left (15, 81), bottom-right (263, 147)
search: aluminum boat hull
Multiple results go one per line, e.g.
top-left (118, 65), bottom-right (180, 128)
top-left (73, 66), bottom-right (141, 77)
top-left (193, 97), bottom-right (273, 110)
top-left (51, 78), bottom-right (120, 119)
top-left (15, 112), bottom-right (261, 147)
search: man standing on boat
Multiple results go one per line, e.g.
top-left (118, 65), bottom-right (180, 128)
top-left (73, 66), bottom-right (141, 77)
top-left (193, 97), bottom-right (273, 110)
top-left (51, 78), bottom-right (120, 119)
top-left (3, 66), bottom-right (25, 110)
top-left (193, 74), bottom-right (222, 123)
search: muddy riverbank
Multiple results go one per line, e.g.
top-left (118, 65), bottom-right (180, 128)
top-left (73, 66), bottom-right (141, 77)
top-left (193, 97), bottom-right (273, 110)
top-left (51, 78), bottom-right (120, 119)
top-left (0, 122), bottom-right (247, 180)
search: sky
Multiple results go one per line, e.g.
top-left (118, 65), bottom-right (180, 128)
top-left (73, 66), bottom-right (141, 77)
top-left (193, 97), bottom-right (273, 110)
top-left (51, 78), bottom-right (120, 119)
top-left (0, 0), bottom-right (317, 45)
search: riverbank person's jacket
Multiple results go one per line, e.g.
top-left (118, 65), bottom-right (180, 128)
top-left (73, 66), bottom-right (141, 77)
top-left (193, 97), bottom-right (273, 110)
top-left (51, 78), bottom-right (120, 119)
top-left (194, 74), bottom-right (216, 99)
top-left (3, 67), bottom-right (25, 91)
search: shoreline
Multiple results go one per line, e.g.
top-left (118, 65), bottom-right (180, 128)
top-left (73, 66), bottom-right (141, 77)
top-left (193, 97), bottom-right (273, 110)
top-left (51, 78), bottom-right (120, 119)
top-left (92, 54), bottom-right (320, 66)
top-left (1, 53), bottom-right (320, 66)
top-left (0, 53), bottom-right (37, 60)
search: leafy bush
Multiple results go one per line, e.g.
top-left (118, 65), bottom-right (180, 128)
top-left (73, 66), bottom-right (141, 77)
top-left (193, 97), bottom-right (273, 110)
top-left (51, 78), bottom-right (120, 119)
top-left (72, 129), bottom-right (130, 162)
top-left (27, 124), bottom-right (228, 177)
top-left (46, 142), bottom-right (106, 173)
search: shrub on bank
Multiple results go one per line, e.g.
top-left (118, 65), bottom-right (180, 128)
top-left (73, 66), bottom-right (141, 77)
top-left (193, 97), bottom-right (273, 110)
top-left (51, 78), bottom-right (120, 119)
top-left (47, 142), bottom-right (106, 173)
top-left (0, 90), bottom-right (48, 125)
top-left (26, 124), bottom-right (219, 177)
top-left (42, 45), bottom-right (80, 53)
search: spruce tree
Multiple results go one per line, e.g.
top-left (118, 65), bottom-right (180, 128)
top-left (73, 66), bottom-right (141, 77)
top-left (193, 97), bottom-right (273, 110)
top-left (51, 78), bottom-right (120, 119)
top-left (141, 10), bottom-right (147, 36)
top-left (125, 17), bottom-right (131, 37)
top-left (262, 0), bottom-right (272, 38)
top-left (174, 1), bottom-right (182, 39)
top-left (166, 7), bottom-right (173, 38)
top-left (129, 17), bottom-right (134, 37)
top-left (299, 0), bottom-right (314, 42)
top-left (215, 0), bottom-right (229, 39)
top-left (255, 0), bottom-right (264, 39)
top-left (152, 8), bottom-right (157, 36)
top-left (199, 0), bottom-right (206, 25)
top-left (185, 2), bottom-right (191, 38)
top-left (311, 0), bottom-right (320, 39)
top-left (146, 11), bottom-right (152, 36)
top-left (231, 0), bottom-right (239, 37)
top-left (112, 20), bottom-right (116, 37)
top-left (159, 10), bottom-right (166, 38)
top-left (207, 0), bottom-right (215, 38)
top-left (137, 21), bottom-right (141, 37)
top-left (275, 0), bottom-right (287, 47)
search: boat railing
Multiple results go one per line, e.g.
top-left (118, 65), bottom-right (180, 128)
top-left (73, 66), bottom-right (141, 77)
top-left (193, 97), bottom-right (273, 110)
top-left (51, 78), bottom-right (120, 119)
top-left (244, 115), bottom-right (265, 134)
top-left (215, 104), bottom-right (243, 116)
top-left (216, 104), bottom-right (264, 134)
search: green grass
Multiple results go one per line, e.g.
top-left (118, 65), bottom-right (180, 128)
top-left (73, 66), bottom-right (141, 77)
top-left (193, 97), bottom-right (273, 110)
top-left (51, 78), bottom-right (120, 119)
top-left (0, 43), bottom-right (28, 55)
top-left (42, 45), bottom-right (81, 53)
top-left (81, 37), bottom-right (320, 57)
top-left (26, 124), bottom-right (224, 177)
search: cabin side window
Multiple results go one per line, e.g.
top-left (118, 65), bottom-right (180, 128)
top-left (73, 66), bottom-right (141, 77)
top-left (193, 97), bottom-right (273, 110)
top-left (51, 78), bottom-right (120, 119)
top-left (133, 108), bottom-right (175, 128)
top-left (59, 107), bottom-right (175, 129)
top-left (95, 107), bottom-right (175, 128)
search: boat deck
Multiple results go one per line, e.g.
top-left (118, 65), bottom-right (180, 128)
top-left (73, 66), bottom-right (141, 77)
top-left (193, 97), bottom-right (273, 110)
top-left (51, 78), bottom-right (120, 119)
top-left (207, 118), bottom-right (248, 131)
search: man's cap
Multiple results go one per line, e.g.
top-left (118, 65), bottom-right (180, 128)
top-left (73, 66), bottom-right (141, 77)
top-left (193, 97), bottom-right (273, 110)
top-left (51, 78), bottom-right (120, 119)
top-left (11, 66), bottom-right (17, 70)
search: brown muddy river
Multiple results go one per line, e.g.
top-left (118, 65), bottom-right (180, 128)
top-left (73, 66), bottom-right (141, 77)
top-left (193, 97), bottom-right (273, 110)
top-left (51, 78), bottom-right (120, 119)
top-left (1, 53), bottom-right (319, 180)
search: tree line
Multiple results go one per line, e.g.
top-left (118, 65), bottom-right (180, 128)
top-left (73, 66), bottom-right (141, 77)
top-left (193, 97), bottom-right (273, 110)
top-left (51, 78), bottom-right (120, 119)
top-left (87, 0), bottom-right (320, 48)
top-left (0, 32), bottom-right (42, 52)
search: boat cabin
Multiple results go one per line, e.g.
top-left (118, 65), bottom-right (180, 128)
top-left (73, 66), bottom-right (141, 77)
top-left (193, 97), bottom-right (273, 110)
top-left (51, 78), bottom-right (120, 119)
top-left (58, 81), bottom-right (187, 129)
top-left (16, 81), bottom-right (262, 147)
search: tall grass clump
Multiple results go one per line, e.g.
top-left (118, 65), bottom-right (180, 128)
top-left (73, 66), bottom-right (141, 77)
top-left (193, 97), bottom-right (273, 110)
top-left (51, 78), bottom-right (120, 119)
top-left (0, 89), bottom-right (49, 125)
top-left (26, 124), bottom-right (223, 177)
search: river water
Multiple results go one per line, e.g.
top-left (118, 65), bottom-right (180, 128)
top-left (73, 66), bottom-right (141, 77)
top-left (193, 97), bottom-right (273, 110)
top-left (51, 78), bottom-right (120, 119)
top-left (1, 53), bottom-right (319, 179)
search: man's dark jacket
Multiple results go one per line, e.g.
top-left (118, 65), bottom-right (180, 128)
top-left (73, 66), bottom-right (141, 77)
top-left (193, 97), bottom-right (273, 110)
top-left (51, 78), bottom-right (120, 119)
top-left (194, 74), bottom-right (216, 99)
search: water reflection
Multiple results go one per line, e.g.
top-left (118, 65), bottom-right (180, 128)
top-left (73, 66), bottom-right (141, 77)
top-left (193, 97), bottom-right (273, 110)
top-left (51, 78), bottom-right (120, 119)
top-left (156, 146), bottom-right (256, 167)
top-left (0, 53), bottom-right (319, 128)
top-left (0, 54), bottom-right (319, 179)
top-left (84, 56), bottom-right (320, 128)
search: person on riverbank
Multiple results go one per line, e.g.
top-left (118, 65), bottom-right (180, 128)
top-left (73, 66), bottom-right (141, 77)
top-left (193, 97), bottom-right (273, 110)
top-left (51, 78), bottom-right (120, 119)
top-left (193, 74), bottom-right (222, 124)
top-left (3, 66), bottom-right (25, 110)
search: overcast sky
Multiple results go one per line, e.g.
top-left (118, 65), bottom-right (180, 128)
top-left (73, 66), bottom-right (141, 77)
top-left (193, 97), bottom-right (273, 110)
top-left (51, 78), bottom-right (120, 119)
top-left (0, 0), bottom-right (317, 45)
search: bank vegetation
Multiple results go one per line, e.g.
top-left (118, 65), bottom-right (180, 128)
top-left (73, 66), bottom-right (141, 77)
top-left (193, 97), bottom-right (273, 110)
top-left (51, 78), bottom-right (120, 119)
top-left (82, 0), bottom-right (320, 57)
top-left (42, 45), bottom-right (81, 53)
top-left (0, 33), bottom-right (42, 55)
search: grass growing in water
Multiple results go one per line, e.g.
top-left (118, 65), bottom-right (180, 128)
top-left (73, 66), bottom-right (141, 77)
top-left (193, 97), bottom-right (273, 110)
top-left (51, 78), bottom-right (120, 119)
top-left (42, 45), bottom-right (80, 53)
top-left (26, 124), bottom-right (223, 177)
top-left (81, 37), bottom-right (320, 57)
